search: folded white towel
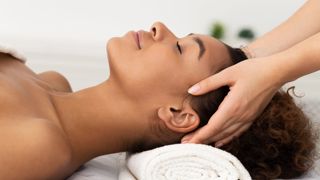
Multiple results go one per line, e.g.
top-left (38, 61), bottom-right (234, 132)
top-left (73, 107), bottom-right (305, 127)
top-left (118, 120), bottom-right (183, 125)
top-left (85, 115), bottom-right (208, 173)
top-left (118, 144), bottom-right (251, 180)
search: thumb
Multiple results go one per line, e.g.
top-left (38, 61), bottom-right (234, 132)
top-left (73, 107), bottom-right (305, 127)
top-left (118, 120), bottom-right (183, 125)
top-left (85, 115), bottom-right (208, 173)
top-left (188, 69), bottom-right (232, 95)
top-left (186, 98), bottom-right (233, 144)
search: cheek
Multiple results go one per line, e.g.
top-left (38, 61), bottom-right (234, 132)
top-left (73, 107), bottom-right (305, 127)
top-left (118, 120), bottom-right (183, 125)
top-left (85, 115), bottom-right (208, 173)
top-left (123, 58), bottom-right (186, 99)
top-left (107, 42), bottom-right (190, 99)
top-left (123, 60), bottom-right (180, 98)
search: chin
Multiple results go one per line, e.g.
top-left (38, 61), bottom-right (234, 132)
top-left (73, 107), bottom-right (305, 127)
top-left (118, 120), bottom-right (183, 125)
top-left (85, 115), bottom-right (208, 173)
top-left (106, 37), bottom-right (118, 54)
top-left (106, 37), bottom-right (122, 63)
top-left (105, 37), bottom-right (127, 84)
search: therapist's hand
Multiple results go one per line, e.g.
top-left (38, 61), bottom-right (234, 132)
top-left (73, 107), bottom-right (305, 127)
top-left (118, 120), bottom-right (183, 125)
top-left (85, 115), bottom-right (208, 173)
top-left (181, 58), bottom-right (285, 147)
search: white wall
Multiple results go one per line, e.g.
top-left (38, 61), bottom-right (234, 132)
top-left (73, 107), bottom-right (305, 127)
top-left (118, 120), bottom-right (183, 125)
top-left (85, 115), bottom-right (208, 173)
top-left (0, 0), bottom-right (306, 41)
top-left (1, 0), bottom-right (318, 100)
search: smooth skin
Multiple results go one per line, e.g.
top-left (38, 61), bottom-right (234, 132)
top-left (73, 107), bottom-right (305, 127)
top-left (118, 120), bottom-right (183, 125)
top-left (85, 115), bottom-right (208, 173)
top-left (182, 0), bottom-right (320, 147)
top-left (0, 22), bottom-right (233, 180)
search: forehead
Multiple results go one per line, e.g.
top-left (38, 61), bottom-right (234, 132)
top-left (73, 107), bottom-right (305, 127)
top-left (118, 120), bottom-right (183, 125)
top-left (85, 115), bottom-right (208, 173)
top-left (197, 34), bottom-right (227, 55)
top-left (196, 34), bottom-right (232, 72)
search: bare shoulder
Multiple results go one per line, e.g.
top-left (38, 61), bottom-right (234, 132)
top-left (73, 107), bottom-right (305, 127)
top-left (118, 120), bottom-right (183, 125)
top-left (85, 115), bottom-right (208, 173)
top-left (38, 71), bottom-right (73, 92)
top-left (0, 118), bottom-right (72, 180)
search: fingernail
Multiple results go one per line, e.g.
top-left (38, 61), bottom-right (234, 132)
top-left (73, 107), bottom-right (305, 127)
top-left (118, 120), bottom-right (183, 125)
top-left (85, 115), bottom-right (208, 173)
top-left (215, 143), bottom-right (223, 148)
top-left (188, 84), bottom-right (200, 94)
top-left (181, 141), bottom-right (189, 144)
top-left (181, 136), bottom-right (190, 142)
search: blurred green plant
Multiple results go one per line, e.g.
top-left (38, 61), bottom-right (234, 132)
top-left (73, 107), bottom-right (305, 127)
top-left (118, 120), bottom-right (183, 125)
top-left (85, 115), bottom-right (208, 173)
top-left (210, 22), bottom-right (225, 40)
top-left (237, 28), bottom-right (255, 41)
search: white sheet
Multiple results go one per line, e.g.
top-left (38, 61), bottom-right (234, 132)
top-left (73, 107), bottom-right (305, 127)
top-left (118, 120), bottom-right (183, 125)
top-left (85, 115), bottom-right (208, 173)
top-left (67, 153), bottom-right (126, 180)
top-left (67, 153), bottom-right (320, 180)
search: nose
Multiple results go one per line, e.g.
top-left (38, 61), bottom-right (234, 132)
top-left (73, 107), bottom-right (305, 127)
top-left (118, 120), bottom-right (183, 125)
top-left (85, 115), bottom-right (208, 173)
top-left (150, 22), bottom-right (176, 41)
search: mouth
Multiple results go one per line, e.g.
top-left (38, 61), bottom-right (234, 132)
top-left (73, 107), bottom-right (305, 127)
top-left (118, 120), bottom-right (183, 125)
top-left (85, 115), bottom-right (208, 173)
top-left (132, 31), bottom-right (141, 49)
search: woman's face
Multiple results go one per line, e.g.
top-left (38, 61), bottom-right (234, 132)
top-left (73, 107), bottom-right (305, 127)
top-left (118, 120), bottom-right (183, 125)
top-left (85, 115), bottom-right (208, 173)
top-left (106, 22), bottom-right (232, 104)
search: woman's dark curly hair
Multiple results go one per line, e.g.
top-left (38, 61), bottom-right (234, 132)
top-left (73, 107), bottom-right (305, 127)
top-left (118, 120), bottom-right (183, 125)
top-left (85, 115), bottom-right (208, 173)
top-left (190, 46), bottom-right (318, 179)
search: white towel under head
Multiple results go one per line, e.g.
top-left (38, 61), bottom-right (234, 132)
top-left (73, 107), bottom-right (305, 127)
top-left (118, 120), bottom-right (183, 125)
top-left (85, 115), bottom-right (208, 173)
top-left (119, 144), bottom-right (251, 180)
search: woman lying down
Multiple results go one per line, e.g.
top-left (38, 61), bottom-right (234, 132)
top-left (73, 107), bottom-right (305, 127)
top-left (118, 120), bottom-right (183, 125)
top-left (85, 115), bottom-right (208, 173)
top-left (0, 22), bottom-right (317, 180)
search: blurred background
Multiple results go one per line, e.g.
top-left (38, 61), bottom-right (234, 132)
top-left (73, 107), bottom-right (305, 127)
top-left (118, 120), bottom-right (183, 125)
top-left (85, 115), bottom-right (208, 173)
top-left (0, 0), bottom-right (318, 105)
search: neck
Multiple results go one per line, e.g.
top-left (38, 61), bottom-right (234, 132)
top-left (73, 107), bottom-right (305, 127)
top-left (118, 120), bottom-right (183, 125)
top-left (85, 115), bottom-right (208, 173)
top-left (51, 80), bottom-right (149, 164)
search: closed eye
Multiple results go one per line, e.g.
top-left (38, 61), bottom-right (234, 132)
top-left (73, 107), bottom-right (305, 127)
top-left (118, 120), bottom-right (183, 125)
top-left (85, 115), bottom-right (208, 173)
top-left (176, 41), bottom-right (182, 54)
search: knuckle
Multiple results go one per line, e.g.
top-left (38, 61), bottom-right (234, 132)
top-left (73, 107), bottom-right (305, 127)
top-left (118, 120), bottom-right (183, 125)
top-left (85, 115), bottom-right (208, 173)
top-left (230, 102), bottom-right (242, 113)
top-left (242, 97), bottom-right (250, 107)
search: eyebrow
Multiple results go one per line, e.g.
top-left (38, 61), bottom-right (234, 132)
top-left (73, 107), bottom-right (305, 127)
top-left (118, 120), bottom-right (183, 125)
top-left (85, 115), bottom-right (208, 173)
top-left (188, 33), bottom-right (206, 60)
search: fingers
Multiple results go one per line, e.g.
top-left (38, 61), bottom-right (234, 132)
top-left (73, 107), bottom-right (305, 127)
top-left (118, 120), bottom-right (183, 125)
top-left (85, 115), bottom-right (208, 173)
top-left (182, 122), bottom-right (251, 147)
top-left (209, 122), bottom-right (242, 142)
top-left (214, 123), bottom-right (251, 148)
top-left (188, 69), bottom-right (233, 95)
top-left (182, 94), bottom-right (236, 144)
top-left (181, 131), bottom-right (196, 143)
top-left (183, 125), bottom-right (217, 144)
top-left (185, 106), bottom-right (232, 144)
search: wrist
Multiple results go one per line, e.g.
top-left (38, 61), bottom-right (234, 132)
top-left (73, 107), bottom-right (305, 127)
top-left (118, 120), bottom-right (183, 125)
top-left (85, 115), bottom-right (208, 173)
top-left (267, 52), bottom-right (300, 86)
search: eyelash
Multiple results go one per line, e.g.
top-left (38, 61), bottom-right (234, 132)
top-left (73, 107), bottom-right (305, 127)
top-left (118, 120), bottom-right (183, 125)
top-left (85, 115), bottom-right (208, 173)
top-left (176, 41), bottom-right (182, 54)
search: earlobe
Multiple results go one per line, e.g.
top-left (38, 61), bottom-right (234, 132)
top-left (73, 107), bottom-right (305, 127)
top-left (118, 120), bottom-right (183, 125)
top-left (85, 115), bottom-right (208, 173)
top-left (157, 105), bottom-right (200, 134)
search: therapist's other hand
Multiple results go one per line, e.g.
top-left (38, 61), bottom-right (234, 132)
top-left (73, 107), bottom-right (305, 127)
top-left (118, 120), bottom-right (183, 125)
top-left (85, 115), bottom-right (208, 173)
top-left (181, 58), bottom-right (285, 147)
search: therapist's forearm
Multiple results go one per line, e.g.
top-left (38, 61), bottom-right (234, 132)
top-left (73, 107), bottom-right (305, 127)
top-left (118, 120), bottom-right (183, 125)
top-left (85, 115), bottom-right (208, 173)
top-left (248, 0), bottom-right (320, 58)
top-left (273, 32), bottom-right (320, 84)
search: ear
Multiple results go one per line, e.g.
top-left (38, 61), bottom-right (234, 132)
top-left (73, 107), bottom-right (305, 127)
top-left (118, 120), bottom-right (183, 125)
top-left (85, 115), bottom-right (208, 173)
top-left (157, 103), bottom-right (200, 133)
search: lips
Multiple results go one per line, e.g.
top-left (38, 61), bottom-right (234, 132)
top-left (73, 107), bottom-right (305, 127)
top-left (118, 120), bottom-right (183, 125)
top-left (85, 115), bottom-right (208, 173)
top-left (133, 31), bottom-right (141, 49)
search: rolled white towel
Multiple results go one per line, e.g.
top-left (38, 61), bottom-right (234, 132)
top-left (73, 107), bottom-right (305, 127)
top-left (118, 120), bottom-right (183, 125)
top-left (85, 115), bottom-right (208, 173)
top-left (118, 144), bottom-right (251, 180)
